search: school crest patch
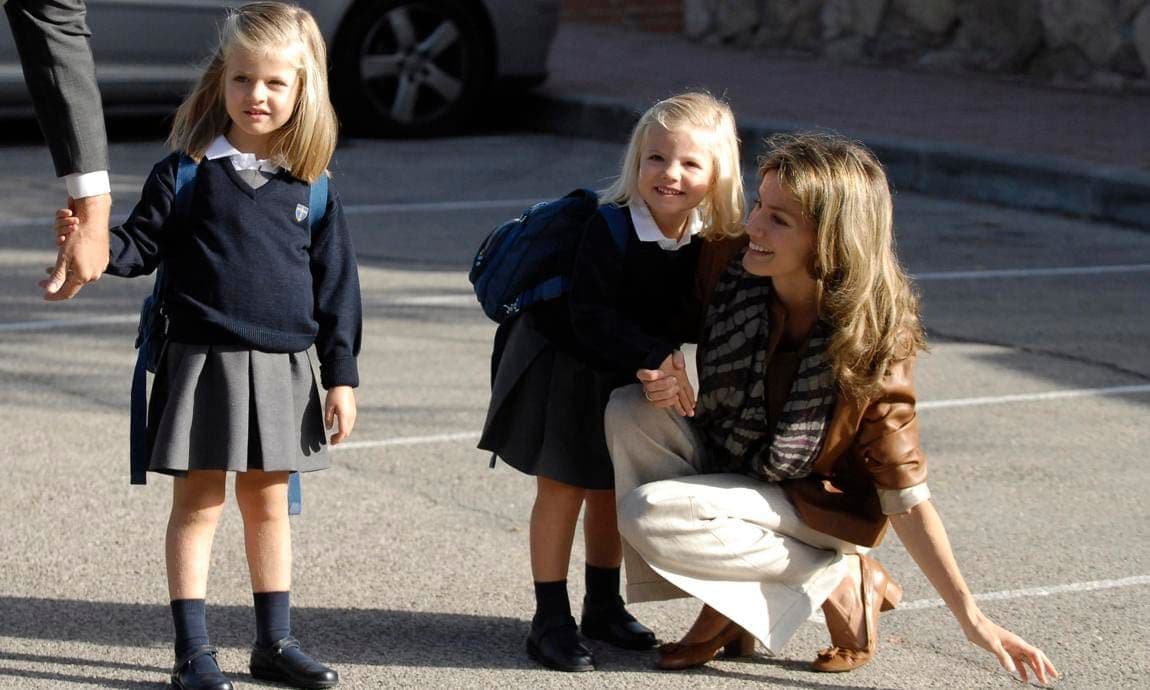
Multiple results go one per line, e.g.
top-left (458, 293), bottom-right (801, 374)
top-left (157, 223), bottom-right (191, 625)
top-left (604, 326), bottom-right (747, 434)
top-left (295, 204), bottom-right (309, 223)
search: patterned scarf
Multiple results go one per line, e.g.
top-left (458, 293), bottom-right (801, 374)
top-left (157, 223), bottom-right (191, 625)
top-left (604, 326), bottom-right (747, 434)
top-left (694, 256), bottom-right (837, 481)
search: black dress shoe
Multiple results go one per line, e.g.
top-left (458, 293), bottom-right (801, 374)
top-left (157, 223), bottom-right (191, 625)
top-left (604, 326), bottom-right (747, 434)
top-left (170, 644), bottom-right (233, 690)
top-left (249, 637), bottom-right (339, 689)
top-left (526, 615), bottom-right (596, 672)
top-left (581, 595), bottom-right (658, 650)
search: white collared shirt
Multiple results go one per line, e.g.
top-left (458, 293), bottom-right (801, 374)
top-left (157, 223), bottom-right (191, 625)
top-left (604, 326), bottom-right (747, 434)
top-left (628, 201), bottom-right (702, 251)
top-left (204, 134), bottom-right (284, 174)
top-left (64, 170), bottom-right (111, 199)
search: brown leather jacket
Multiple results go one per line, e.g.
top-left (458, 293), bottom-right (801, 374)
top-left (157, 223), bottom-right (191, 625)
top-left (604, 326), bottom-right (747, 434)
top-left (693, 236), bottom-right (928, 548)
top-left (783, 356), bottom-right (927, 547)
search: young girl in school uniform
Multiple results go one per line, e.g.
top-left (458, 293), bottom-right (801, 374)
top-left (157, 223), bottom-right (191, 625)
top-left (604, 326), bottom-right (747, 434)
top-left (478, 92), bottom-right (745, 672)
top-left (54, 4), bottom-right (360, 689)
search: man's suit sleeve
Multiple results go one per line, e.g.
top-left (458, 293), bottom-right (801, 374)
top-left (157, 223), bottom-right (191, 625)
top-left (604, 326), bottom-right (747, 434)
top-left (4, 0), bottom-right (109, 177)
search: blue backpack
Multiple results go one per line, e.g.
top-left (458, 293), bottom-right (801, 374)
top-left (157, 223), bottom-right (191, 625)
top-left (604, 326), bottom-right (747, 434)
top-left (469, 189), bottom-right (629, 322)
top-left (130, 154), bottom-right (328, 516)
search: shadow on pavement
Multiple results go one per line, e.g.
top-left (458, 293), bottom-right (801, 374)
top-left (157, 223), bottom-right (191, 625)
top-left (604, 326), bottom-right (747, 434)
top-left (0, 597), bottom-right (899, 688)
top-left (0, 596), bottom-right (533, 671)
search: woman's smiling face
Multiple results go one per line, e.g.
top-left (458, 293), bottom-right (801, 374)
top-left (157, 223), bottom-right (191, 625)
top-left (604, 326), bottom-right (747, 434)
top-left (742, 170), bottom-right (817, 280)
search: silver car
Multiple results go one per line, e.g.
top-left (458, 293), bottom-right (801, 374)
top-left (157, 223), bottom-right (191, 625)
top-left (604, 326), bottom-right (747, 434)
top-left (0, 0), bottom-right (560, 136)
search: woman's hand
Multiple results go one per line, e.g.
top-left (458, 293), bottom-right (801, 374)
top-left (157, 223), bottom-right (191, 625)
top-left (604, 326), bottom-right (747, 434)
top-left (324, 385), bottom-right (357, 444)
top-left (889, 501), bottom-right (1058, 686)
top-left (635, 351), bottom-right (695, 417)
top-left (963, 614), bottom-right (1058, 686)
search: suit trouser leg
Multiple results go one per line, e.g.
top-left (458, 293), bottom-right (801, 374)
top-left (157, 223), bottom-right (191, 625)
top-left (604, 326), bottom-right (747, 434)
top-left (605, 384), bottom-right (853, 654)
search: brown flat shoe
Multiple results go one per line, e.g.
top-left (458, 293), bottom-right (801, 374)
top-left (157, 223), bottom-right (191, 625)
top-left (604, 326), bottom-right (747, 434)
top-left (656, 622), bottom-right (756, 670)
top-left (811, 554), bottom-right (902, 673)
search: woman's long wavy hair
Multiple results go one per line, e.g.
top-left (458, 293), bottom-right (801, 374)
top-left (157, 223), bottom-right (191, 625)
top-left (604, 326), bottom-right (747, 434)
top-left (166, 2), bottom-right (337, 182)
top-left (600, 91), bottom-right (745, 239)
top-left (760, 133), bottom-right (926, 401)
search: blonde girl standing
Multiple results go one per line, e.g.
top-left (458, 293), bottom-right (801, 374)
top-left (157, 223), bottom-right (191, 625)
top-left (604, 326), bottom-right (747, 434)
top-left (479, 92), bottom-right (744, 672)
top-left (54, 4), bottom-right (359, 689)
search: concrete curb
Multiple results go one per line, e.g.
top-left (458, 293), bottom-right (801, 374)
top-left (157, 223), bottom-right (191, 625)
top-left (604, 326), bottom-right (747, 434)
top-left (522, 92), bottom-right (1150, 231)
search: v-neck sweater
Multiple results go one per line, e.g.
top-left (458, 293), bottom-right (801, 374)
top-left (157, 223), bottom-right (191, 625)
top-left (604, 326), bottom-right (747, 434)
top-left (106, 153), bottom-right (362, 388)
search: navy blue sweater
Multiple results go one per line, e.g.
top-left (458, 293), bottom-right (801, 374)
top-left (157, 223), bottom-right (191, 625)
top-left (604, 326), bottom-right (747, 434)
top-left (567, 211), bottom-right (701, 372)
top-left (107, 153), bottom-right (362, 388)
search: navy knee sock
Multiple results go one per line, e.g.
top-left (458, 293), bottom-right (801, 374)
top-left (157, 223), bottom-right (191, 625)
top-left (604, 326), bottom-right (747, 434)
top-left (585, 564), bottom-right (622, 608)
top-left (171, 599), bottom-right (217, 674)
top-left (533, 580), bottom-right (571, 624)
top-left (253, 591), bottom-right (291, 647)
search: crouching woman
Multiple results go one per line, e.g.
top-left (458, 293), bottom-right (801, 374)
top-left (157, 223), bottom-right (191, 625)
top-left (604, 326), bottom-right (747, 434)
top-left (605, 133), bottom-right (1057, 684)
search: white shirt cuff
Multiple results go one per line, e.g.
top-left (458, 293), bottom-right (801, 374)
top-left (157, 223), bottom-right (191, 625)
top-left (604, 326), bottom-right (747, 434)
top-left (878, 482), bottom-right (931, 515)
top-left (64, 171), bottom-right (111, 199)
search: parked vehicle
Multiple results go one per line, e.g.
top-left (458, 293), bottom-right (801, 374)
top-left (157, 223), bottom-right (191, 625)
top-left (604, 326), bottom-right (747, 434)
top-left (0, 0), bottom-right (560, 136)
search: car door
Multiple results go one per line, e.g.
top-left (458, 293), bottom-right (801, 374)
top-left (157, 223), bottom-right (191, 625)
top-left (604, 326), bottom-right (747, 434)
top-left (87, 0), bottom-right (240, 105)
top-left (0, 0), bottom-right (238, 107)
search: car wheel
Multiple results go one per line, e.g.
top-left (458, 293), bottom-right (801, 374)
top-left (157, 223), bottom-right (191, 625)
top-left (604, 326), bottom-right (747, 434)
top-left (332, 0), bottom-right (493, 137)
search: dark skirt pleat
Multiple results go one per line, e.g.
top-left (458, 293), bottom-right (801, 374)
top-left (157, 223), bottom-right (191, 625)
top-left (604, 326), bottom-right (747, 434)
top-left (479, 314), bottom-right (624, 490)
top-left (146, 343), bottom-right (329, 476)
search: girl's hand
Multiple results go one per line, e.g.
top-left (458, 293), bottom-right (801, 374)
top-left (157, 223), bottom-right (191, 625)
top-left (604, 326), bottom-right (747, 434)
top-left (324, 385), bottom-right (357, 445)
top-left (636, 351), bottom-right (695, 417)
top-left (53, 207), bottom-right (79, 246)
top-left (963, 613), bottom-right (1058, 686)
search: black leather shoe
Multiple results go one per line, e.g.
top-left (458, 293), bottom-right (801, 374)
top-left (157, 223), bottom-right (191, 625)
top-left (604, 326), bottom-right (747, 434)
top-left (249, 637), bottom-right (339, 689)
top-left (581, 595), bottom-right (658, 650)
top-left (170, 644), bottom-right (233, 690)
top-left (526, 615), bottom-right (596, 672)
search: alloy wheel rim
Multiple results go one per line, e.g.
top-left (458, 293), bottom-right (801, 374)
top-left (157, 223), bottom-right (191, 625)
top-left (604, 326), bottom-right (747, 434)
top-left (358, 3), bottom-right (469, 125)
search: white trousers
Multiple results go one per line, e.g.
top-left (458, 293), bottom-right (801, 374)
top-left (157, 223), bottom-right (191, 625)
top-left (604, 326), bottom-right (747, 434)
top-left (605, 384), bottom-right (856, 654)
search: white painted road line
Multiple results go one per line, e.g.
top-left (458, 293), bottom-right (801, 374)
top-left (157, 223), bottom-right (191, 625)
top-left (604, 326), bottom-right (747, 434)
top-left (897, 574), bottom-right (1150, 611)
top-left (342, 199), bottom-right (539, 214)
top-left (0, 315), bottom-right (137, 332)
top-left (0, 199), bottom-right (538, 230)
top-left (334, 431), bottom-right (481, 450)
top-left (809, 574), bottom-right (1150, 623)
top-left (913, 264), bottom-right (1150, 280)
top-left (918, 384), bottom-right (1150, 409)
top-left (331, 385), bottom-right (1150, 452)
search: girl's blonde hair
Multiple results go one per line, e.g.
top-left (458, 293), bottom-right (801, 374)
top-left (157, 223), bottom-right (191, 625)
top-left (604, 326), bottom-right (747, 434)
top-left (167, 1), bottom-right (337, 182)
top-left (759, 133), bottom-right (926, 400)
top-left (600, 92), bottom-right (744, 239)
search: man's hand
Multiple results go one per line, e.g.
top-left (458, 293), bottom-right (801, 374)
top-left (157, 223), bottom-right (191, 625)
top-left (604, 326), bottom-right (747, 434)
top-left (636, 351), bottom-right (696, 417)
top-left (41, 193), bottom-right (111, 300)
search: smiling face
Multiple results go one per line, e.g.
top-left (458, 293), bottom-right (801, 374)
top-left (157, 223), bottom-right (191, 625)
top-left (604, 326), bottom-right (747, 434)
top-left (636, 124), bottom-right (714, 238)
top-left (743, 170), bottom-right (818, 283)
top-left (223, 46), bottom-right (301, 157)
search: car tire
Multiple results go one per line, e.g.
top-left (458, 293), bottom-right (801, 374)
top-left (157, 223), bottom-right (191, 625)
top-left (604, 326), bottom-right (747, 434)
top-left (332, 0), bottom-right (493, 137)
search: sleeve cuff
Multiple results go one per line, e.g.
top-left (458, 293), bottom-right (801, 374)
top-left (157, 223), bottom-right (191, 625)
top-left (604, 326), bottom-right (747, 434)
top-left (64, 171), bottom-right (111, 198)
top-left (878, 482), bottom-right (931, 515)
top-left (642, 345), bottom-right (676, 371)
top-left (320, 357), bottom-right (359, 389)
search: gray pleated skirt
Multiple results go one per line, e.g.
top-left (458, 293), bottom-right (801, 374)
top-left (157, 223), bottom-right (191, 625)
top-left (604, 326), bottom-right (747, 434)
top-left (146, 343), bottom-right (330, 476)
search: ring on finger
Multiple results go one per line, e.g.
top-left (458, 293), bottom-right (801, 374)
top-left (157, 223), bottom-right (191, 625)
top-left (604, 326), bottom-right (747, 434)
top-left (643, 390), bottom-right (653, 401)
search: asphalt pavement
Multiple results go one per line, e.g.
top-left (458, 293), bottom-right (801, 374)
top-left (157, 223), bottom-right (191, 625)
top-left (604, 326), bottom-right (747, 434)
top-left (1, 132), bottom-right (1148, 689)
top-left (526, 24), bottom-right (1150, 229)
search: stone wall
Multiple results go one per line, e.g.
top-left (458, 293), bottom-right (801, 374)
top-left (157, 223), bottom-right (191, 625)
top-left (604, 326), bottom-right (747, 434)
top-left (682, 0), bottom-right (1150, 89)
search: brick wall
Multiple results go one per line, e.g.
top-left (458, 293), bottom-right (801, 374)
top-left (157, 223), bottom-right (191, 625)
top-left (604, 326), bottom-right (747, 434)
top-left (562, 0), bottom-right (683, 33)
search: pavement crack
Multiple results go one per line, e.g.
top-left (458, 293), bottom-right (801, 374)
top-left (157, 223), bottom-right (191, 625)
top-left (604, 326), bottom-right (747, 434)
top-left (341, 456), bottom-right (522, 529)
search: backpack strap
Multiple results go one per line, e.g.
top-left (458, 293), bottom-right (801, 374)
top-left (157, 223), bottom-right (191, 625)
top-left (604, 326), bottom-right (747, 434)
top-left (285, 172), bottom-right (328, 515)
top-left (597, 203), bottom-right (631, 255)
top-left (130, 154), bottom-right (199, 486)
top-left (308, 172), bottom-right (328, 233)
